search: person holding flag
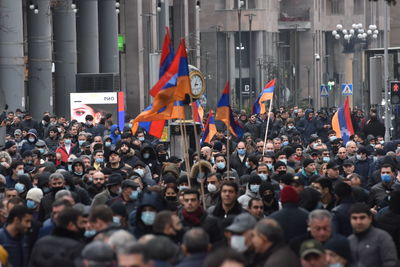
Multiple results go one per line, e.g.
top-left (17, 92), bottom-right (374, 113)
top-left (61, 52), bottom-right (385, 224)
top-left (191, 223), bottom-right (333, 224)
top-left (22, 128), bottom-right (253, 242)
top-left (201, 110), bottom-right (217, 145)
top-left (331, 96), bottom-right (355, 144)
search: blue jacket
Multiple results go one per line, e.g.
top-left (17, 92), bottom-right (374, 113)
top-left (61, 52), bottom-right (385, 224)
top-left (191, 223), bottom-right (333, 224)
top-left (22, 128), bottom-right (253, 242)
top-left (175, 252), bottom-right (207, 267)
top-left (354, 157), bottom-right (373, 187)
top-left (296, 110), bottom-right (322, 143)
top-left (109, 125), bottom-right (121, 144)
top-left (37, 218), bottom-right (55, 239)
top-left (0, 227), bottom-right (30, 267)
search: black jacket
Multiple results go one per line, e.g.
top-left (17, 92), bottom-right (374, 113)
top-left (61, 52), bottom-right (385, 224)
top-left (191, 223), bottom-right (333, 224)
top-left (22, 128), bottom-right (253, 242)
top-left (28, 227), bottom-right (84, 267)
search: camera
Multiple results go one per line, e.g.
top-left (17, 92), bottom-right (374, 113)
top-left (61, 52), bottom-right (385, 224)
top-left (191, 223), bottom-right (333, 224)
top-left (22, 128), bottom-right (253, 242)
top-left (315, 54), bottom-right (321, 61)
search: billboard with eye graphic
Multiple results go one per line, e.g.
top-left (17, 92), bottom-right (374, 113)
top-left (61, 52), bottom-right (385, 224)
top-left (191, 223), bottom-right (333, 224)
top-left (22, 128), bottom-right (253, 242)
top-left (70, 92), bottom-right (125, 131)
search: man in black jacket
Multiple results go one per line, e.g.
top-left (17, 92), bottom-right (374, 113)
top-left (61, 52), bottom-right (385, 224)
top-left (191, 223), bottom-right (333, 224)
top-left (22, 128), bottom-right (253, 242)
top-left (29, 208), bottom-right (85, 267)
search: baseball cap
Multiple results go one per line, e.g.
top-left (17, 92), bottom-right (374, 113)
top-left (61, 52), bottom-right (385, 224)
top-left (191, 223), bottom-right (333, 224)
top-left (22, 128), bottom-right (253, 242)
top-left (226, 213), bottom-right (257, 234)
top-left (326, 161), bottom-right (340, 170)
top-left (300, 239), bottom-right (325, 258)
top-left (343, 159), bottom-right (354, 166)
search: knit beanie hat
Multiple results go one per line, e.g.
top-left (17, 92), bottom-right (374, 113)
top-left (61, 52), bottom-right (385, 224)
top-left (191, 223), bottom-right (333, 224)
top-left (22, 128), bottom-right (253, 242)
top-left (280, 186), bottom-right (299, 204)
top-left (26, 188), bottom-right (44, 203)
top-left (324, 236), bottom-right (352, 262)
top-left (303, 158), bottom-right (315, 168)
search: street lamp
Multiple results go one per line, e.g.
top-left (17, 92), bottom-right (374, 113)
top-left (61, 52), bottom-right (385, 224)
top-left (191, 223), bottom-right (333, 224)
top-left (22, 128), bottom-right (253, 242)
top-left (245, 13), bottom-right (256, 107)
top-left (332, 23), bottom-right (379, 52)
top-left (237, 0), bottom-right (244, 110)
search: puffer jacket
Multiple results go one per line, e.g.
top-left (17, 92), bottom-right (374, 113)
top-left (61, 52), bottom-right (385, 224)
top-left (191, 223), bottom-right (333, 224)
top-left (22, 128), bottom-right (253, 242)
top-left (237, 183), bottom-right (260, 209)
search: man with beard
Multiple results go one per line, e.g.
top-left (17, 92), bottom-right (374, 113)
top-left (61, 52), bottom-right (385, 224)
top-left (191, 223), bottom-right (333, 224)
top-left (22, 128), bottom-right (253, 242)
top-left (153, 210), bottom-right (184, 243)
top-left (118, 142), bottom-right (139, 168)
top-left (107, 179), bottom-right (140, 215)
top-left (38, 173), bottom-right (67, 221)
top-left (91, 173), bottom-right (123, 207)
top-left (87, 171), bottom-right (106, 199)
top-left (29, 208), bottom-right (85, 267)
top-left (4, 141), bottom-right (21, 161)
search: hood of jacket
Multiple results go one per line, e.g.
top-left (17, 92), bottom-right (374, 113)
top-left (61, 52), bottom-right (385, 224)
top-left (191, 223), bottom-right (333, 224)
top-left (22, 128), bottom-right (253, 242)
top-left (190, 160), bottom-right (213, 180)
top-left (140, 145), bottom-right (158, 161)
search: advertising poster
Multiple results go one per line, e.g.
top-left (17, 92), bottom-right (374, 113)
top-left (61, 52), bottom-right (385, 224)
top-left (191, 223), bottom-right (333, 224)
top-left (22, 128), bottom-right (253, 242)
top-left (70, 92), bottom-right (125, 130)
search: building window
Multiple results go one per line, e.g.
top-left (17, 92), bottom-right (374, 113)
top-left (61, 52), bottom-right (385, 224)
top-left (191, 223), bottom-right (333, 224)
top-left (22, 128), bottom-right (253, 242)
top-left (215, 0), bottom-right (226, 10)
top-left (327, 0), bottom-right (344, 15)
top-left (353, 0), bottom-right (364, 14)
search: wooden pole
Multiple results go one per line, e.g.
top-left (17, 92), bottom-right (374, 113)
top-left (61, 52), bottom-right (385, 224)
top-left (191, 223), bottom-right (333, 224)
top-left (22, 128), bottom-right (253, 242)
top-left (262, 98), bottom-right (274, 156)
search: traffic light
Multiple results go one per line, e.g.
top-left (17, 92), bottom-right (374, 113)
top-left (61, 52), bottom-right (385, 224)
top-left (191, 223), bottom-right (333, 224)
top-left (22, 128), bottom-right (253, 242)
top-left (391, 81), bottom-right (400, 104)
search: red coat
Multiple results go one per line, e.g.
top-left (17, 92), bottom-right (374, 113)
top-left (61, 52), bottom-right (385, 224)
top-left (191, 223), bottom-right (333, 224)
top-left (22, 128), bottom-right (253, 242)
top-left (55, 144), bottom-right (75, 164)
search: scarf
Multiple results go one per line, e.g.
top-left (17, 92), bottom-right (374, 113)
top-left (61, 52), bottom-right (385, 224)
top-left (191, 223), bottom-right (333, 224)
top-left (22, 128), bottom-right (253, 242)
top-left (182, 207), bottom-right (203, 225)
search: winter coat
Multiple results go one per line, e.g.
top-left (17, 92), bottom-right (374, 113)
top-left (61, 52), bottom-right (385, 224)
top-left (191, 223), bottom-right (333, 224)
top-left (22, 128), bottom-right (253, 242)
top-left (28, 227), bottom-right (84, 267)
top-left (269, 203), bottom-right (309, 242)
top-left (244, 121), bottom-right (260, 139)
top-left (119, 148), bottom-right (139, 168)
top-left (230, 151), bottom-right (248, 177)
top-left (0, 227), bottom-right (30, 267)
top-left (279, 126), bottom-right (301, 138)
top-left (376, 210), bottom-right (400, 257)
top-left (348, 226), bottom-right (398, 267)
top-left (91, 189), bottom-right (113, 207)
top-left (44, 137), bottom-right (59, 152)
top-left (263, 243), bottom-right (301, 267)
top-left (237, 184), bottom-right (260, 209)
top-left (354, 157), bottom-right (373, 187)
top-left (140, 145), bottom-right (161, 175)
top-left (175, 252), bottom-right (207, 267)
top-left (109, 124), bottom-right (121, 144)
top-left (331, 197), bottom-right (354, 237)
top-left (296, 110), bottom-right (322, 143)
top-left (55, 144), bottom-right (76, 164)
top-left (363, 119), bottom-right (385, 138)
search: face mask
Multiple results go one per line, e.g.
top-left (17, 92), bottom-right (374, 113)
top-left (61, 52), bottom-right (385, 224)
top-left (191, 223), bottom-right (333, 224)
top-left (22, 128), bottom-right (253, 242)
top-left (238, 149), bottom-right (246, 156)
top-left (68, 165), bottom-right (73, 172)
top-left (263, 194), bottom-right (274, 203)
top-left (87, 177), bottom-right (93, 183)
top-left (381, 174), bottom-right (392, 183)
top-left (84, 229), bottom-right (97, 238)
top-left (38, 148), bottom-right (45, 154)
top-left (28, 137), bottom-right (35, 143)
top-left (179, 185), bottom-right (189, 191)
top-left (323, 157), bottom-right (330, 163)
top-left (288, 126), bottom-right (294, 129)
top-left (312, 143), bottom-right (319, 149)
top-left (279, 159), bottom-right (287, 165)
top-left (95, 158), bottom-right (104, 164)
top-left (250, 184), bottom-right (260, 193)
top-left (230, 235), bottom-right (248, 252)
top-left (42, 187), bottom-right (51, 194)
top-left (117, 187), bottom-right (122, 195)
top-left (329, 264), bottom-right (344, 267)
top-left (141, 211), bottom-right (156, 225)
top-left (259, 173), bottom-right (268, 181)
top-left (245, 161), bottom-right (251, 169)
top-left (17, 169), bottom-right (24, 175)
top-left (210, 158), bottom-right (215, 164)
top-left (207, 183), bottom-right (217, 193)
top-left (266, 149), bottom-right (274, 153)
top-left (113, 216), bottom-right (121, 226)
top-left (356, 154), bottom-right (362, 161)
top-left (216, 162), bottom-right (226, 170)
top-left (78, 140), bottom-right (85, 146)
top-left (138, 137), bottom-right (145, 142)
top-left (380, 140), bottom-right (384, 145)
top-left (165, 196), bottom-right (177, 202)
top-left (15, 183), bottom-right (25, 193)
top-left (105, 141), bottom-right (111, 147)
top-left (128, 123), bottom-right (133, 128)
top-left (282, 141), bottom-right (289, 146)
top-left (134, 168), bottom-right (144, 177)
top-left (329, 136), bottom-right (337, 142)
top-left (26, 200), bottom-right (37, 209)
top-left (64, 139), bottom-right (71, 145)
top-left (267, 163), bottom-right (273, 170)
top-left (373, 156), bottom-right (378, 162)
top-left (74, 171), bottom-right (83, 176)
top-left (197, 172), bottom-right (205, 182)
top-left (143, 153), bottom-right (150, 159)
top-left (130, 190), bottom-right (139, 200)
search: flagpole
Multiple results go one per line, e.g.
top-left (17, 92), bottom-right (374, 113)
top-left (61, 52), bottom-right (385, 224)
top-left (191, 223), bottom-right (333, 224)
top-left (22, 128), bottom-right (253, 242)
top-left (177, 105), bottom-right (191, 188)
top-left (226, 130), bottom-right (230, 177)
top-left (262, 98), bottom-right (274, 156)
top-left (189, 96), bottom-right (201, 164)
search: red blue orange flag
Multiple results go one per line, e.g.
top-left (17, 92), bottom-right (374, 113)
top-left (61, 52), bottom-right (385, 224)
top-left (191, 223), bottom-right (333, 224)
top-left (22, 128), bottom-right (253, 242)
top-left (192, 100), bottom-right (204, 129)
top-left (133, 28), bottom-right (174, 138)
top-left (201, 111), bottom-right (217, 144)
top-left (252, 79), bottom-right (275, 114)
top-left (216, 82), bottom-right (244, 137)
top-left (332, 96), bottom-right (354, 143)
top-left (134, 39), bottom-right (190, 124)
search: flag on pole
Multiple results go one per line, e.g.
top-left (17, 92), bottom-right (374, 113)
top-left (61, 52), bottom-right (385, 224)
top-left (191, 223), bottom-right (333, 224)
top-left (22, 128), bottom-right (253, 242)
top-left (216, 82), bottom-right (244, 137)
top-left (201, 111), bottom-right (217, 144)
top-left (132, 28), bottom-right (174, 138)
top-left (331, 96), bottom-right (355, 143)
top-left (192, 100), bottom-right (204, 129)
top-left (133, 39), bottom-right (190, 124)
top-left (252, 79), bottom-right (276, 114)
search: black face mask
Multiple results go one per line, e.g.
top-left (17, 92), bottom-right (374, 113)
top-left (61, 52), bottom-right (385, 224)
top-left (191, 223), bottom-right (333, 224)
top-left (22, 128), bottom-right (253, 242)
top-left (263, 194), bottom-right (274, 203)
top-left (165, 196), bottom-right (177, 202)
top-left (52, 186), bottom-right (64, 193)
top-left (158, 154), bottom-right (168, 162)
top-left (278, 170), bottom-right (286, 176)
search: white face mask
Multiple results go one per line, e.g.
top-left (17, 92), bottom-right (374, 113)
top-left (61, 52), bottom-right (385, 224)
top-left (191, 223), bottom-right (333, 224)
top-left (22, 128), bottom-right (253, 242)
top-left (207, 183), bottom-right (217, 193)
top-left (230, 235), bottom-right (248, 253)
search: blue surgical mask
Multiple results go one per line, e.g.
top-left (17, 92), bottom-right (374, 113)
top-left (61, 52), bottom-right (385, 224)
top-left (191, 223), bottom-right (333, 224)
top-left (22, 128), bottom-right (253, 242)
top-left (329, 263), bottom-right (344, 267)
top-left (105, 141), bottom-right (111, 147)
top-left (38, 148), bottom-right (45, 154)
top-left (373, 156), bottom-right (378, 162)
top-left (43, 187), bottom-right (50, 194)
top-left (15, 183), bottom-right (25, 193)
top-left (282, 141), bottom-right (289, 146)
top-left (329, 136), bottom-right (337, 142)
top-left (17, 169), bottom-right (24, 176)
top-left (279, 159), bottom-right (287, 165)
top-left (245, 161), bottom-right (251, 169)
top-left (250, 184), bottom-right (260, 193)
top-left (26, 200), bottom-right (37, 209)
top-left (238, 148), bottom-right (246, 156)
top-left (356, 155), bottom-right (362, 161)
top-left (323, 157), bottom-right (330, 163)
top-left (141, 211), bottom-right (156, 225)
top-left (267, 163), bottom-right (273, 170)
top-left (74, 171), bottom-right (83, 176)
top-left (113, 216), bottom-right (121, 226)
top-left (259, 173), bottom-right (268, 181)
top-left (178, 185), bottom-right (189, 191)
top-left (95, 158), bottom-right (104, 164)
top-left (68, 165), bottom-right (73, 172)
top-left (288, 126), bottom-right (294, 129)
top-left (381, 174), bottom-right (392, 183)
top-left (84, 230), bottom-right (97, 238)
top-left (210, 158), bottom-right (215, 164)
top-left (134, 168), bottom-right (144, 177)
top-left (143, 153), bottom-right (150, 159)
top-left (138, 137), bottom-right (145, 142)
top-left (78, 140), bottom-right (85, 146)
top-left (130, 190), bottom-right (139, 200)
top-left (64, 139), bottom-right (71, 145)
top-left (216, 162), bottom-right (226, 170)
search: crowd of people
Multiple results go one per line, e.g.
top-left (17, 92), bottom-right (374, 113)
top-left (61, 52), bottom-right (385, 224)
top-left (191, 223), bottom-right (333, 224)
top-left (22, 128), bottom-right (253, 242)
top-left (0, 104), bottom-right (398, 267)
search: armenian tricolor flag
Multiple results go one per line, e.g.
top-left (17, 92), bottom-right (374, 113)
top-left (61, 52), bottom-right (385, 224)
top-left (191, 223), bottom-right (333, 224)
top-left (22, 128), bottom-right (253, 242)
top-left (252, 79), bottom-right (275, 114)
top-left (201, 111), bottom-right (217, 144)
top-left (216, 82), bottom-right (244, 137)
top-left (192, 100), bottom-right (204, 129)
top-left (332, 97), bottom-right (354, 143)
